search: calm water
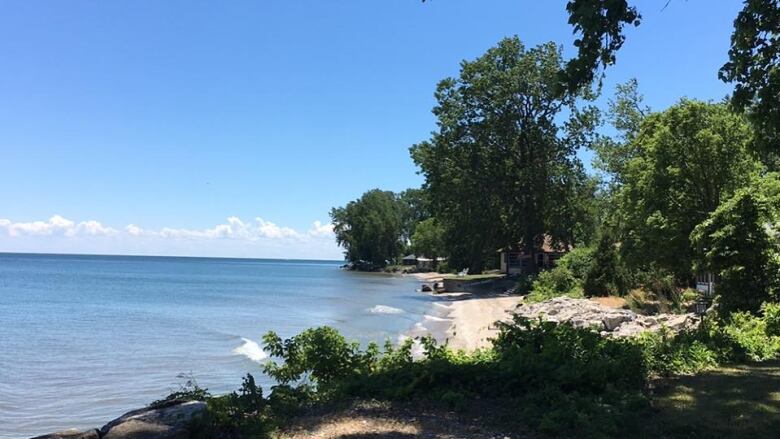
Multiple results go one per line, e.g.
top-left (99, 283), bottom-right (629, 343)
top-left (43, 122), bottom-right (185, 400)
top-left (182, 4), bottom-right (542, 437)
top-left (0, 253), bottom-right (429, 438)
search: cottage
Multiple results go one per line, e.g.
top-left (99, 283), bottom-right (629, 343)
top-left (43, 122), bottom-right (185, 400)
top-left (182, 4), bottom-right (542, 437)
top-left (401, 254), bottom-right (418, 266)
top-left (499, 235), bottom-right (570, 275)
top-left (416, 256), bottom-right (446, 271)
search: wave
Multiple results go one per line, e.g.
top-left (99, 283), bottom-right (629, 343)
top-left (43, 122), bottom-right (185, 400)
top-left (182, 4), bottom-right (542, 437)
top-left (233, 337), bottom-right (267, 363)
top-left (367, 305), bottom-right (405, 315)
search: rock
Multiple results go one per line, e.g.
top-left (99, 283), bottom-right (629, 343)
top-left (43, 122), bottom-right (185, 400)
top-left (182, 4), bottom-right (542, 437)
top-left (31, 429), bottom-right (100, 439)
top-left (421, 284), bottom-right (433, 292)
top-left (514, 296), bottom-right (698, 337)
top-left (100, 400), bottom-right (207, 439)
top-left (602, 312), bottom-right (634, 331)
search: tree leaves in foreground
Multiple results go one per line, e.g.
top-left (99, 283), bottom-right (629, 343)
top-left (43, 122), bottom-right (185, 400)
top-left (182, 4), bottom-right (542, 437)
top-left (720, 0), bottom-right (780, 160)
top-left (411, 37), bottom-right (598, 272)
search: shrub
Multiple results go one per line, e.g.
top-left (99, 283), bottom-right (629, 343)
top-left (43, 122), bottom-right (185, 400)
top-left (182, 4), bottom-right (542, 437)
top-left (557, 246), bottom-right (595, 280)
top-left (526, 265), bottom-right (584, 303)
top-left (583, 232), bottom-right (629, 297)
top-left (514, 273), bottom-right (537, 295)
top-left (190, 374), bottom-right (272, 439)
top-left (721, 311), bottom-right (780, 361)
top-left (764, 302), bottom-right (780, 337)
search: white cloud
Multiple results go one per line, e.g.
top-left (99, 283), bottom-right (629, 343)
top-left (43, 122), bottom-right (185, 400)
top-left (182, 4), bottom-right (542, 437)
top-left (308, 220), bottom-right (334, 237)
top-left (0, 215), bottom-right (116, 237)
top-left (125, 224), bottom-right (144, 236)
top-left (0, 215), bottom-right (341, 260)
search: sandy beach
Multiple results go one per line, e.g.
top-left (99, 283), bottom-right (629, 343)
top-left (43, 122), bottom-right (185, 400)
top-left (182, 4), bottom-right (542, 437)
top-left (407, 273), bottom-right (523, 351)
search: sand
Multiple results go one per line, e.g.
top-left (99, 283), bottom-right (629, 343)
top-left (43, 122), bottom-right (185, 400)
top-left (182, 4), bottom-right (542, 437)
top-left (404, 290), bottom-right (523, 352)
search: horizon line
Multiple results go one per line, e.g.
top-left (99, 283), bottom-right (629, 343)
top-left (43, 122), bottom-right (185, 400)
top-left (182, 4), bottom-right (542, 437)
top-left (0, 250), bottom-right (345, 263)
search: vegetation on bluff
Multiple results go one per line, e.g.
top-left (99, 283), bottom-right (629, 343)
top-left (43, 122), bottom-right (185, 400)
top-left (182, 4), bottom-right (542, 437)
top-left (161, 307), bottom-right (780, 438)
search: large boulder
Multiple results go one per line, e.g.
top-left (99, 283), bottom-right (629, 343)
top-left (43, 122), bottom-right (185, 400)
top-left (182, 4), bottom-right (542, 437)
top-left (31, 429), bottom-right (100, 439)
top-left (99, 401), bottom-right (207, 439)
top-left (514, 296), bottom-right (698, 337)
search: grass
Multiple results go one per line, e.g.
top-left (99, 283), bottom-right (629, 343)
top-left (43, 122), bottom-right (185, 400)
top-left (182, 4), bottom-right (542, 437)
top-left (644, 360), bottom-right (780, 438)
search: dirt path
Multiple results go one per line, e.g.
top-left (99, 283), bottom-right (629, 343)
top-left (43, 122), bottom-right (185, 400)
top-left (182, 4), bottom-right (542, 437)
top-left (277, 400), bottom-right (526, 439)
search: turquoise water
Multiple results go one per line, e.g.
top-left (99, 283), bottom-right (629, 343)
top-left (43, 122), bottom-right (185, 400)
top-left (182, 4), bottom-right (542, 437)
top-left (0, 253), bottom-right (428, 438)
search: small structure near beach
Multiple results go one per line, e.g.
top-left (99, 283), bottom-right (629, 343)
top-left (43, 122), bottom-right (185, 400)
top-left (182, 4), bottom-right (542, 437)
top-left (498, 235), bottom-right (570, 275)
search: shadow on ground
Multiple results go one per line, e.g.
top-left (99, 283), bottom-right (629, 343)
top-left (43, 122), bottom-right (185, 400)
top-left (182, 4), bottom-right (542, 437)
top-left (647, 360), bottom-right (780, 438)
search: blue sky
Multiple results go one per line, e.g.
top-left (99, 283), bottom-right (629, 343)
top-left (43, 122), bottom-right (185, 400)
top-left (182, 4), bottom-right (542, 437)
top-left (0, 1), bottom-right (743, 259)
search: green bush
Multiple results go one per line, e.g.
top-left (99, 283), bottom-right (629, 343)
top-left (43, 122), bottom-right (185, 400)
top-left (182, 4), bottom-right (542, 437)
top-left (721, 311), bottom-right (780, 361)
top-left (156, 302), bottom-right (780, 439)
top-left (526, 265), bottom-right (584, 303)
top-left (557, 246), bottom-right (595, 280)
top-left (189, 374), bottom-right (273, 439)
top-left (764, 302), bottom-right (780, 337)
top-left (583, 232), bottom-right (629, 297)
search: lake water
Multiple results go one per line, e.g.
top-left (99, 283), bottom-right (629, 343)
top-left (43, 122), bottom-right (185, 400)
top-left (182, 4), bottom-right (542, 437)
top-left (0, 253), bottom-right (429, 438)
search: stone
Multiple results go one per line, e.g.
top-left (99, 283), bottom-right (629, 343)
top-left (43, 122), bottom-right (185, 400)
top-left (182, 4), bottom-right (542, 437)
top-left (31, 429), bottom-right (100, 439)
top-left (421, 284), bottom-right (433, 292)
top-left (601, 312), bottom-right (634, 331)
top-left (513, 296), bottom-right (698, 337)
top-left (100, 400), bottom-right (207, 439)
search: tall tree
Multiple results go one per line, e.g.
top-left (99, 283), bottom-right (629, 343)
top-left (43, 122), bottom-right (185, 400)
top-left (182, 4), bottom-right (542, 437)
top-left (330, 189), bottom-right (405, 268)
top-left (720, 0), bottom-right (780, 161)
top-left (617, 100), bottom-right (761, 280)
top-left (692, 174), bottom-right (780, 315)
top-left (411, 37), bottom-right (597, 272)
top-left (593, 79), bottom-right (649, 184)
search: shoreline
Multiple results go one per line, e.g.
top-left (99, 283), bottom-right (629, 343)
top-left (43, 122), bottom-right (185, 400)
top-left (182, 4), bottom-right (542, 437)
top-left (405, 273), bottom-right (523, 352)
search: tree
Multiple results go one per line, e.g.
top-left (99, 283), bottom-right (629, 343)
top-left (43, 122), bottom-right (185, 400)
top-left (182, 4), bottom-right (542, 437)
top-left (583, 230), bottom-right (628, 297)
top-left (719, 0), bottom-right (780, 160)
top-left (411, 218), bottom-right (445, 261)
top-left (559, 0), bottom-right (641, 92)
top-left (593, 79), bottom-right (649, 184)
top-left (692, 177), bottom-right (780, 315)
top-left (398, 188), bottom-right (431, 245)
top-left (330, 189), bottom-right (405, 268)
top-left (617, 100), bottom-right (761, 280)
top-left (411, 37), bottom-right (598, 272)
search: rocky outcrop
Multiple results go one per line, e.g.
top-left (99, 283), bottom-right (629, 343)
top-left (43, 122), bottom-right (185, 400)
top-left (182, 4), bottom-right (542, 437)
top-left (32, 429), bottom-right (100, 439)
top-left (100, 401), bottom-right (206, 439)
top-left (33, 401), bottom-right (206, 439)
top-left (514, 296), bottom-right (699, 337)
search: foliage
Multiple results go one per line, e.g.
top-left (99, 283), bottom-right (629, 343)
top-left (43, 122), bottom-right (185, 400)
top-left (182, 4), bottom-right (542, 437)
top-left (526, 264), bottom-right (584, 303)
top-left (560, 0), bottom-right (641, 93)
top-left (398, 188), bottom-right (431, 244)
top-left (410, 218), bottom-right (445, 260)
top-left (764, 302), bottom-right (780, 337)
top-left (720, 0), bottom-right (780, 159)
top-left (151, 375), bottom-right (210, 408)
top-left (159, 306), bottom-right (780, 438)
top-left (616, 100), bottom-right (760, 280)
top-left (583, 231), bottom-right (628, 297)
top-left (593, 79), bottom-right (649, 183)
top-left (411, 37), bottom-right (598, 272)
top-left (721, 311), bottom-right (780, 361)
top-left (330, 189), bottom-right (406, 268)
top-left (692, 182), bottom-right (780, 315)
top-left (557, 245), bottom-right (596, 281)
top-left (636, 329), bottom-right (719, 376)
top-left (190, 374), bottom-right (271, 439)
top-left (262, 326), bottom-right (377, 391)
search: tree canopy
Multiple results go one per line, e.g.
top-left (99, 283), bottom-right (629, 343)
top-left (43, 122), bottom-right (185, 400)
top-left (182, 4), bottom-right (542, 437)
top-left (411, 37), bottom-right (598, 272)
top-left (330, 189), bottom-right (406, 268)
top-left (616, 100), bottom-right (760, 280)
